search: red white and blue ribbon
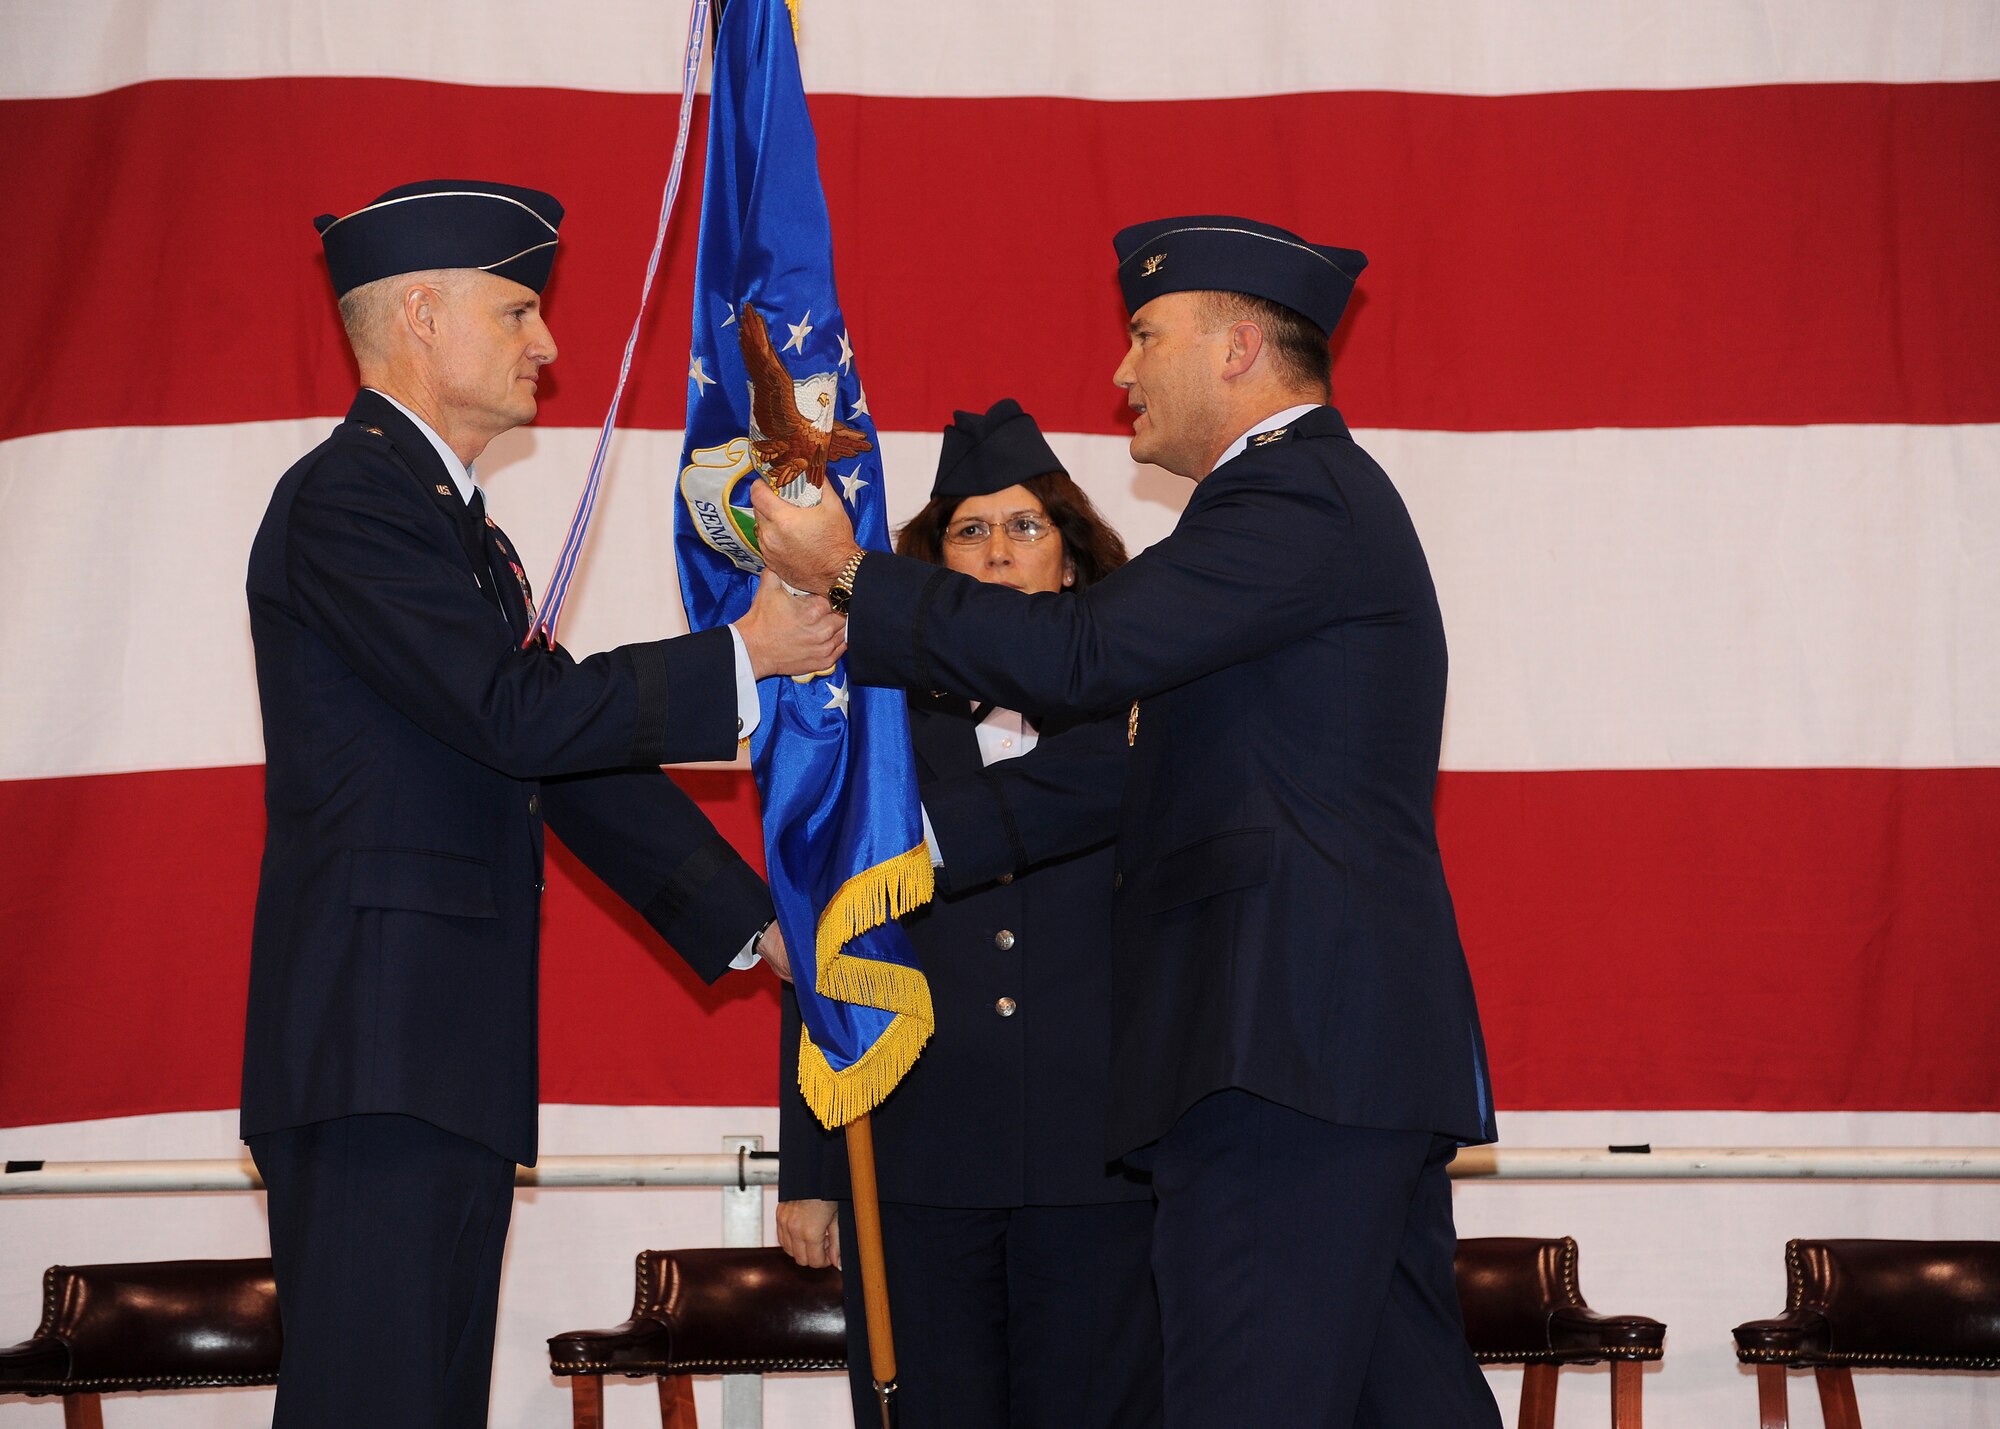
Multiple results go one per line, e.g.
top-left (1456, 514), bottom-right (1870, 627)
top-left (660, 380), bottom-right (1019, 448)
top-left (526, 0), bottom-right (712, 649)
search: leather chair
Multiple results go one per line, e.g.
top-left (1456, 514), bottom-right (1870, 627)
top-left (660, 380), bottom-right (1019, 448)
top-left (1456, 1236), bottom-right (1665, 1429)
top-left (548, 1247), bottom-right (845, 1428)
top-left (0, 1258), bottom-right (280, 1427)
top-left (1733, 1238), bottom-right (2000, 1428)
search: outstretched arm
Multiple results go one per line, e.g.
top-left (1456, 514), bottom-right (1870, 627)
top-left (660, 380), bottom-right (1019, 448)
top-left (922, 714), bottom-right (1127, 891)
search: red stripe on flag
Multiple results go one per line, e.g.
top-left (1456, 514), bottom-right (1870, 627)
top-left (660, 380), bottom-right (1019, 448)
top-left (2, 764), bottom-right (1995, 1129)
top-left (1443, 768), bottom-right (2000, 1114)
top-left (0, 765), bottom-right (781, 1130)
top-left (2, 79), bottom-right (1995, 444)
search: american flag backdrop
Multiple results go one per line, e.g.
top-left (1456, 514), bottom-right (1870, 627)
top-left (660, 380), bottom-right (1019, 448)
top-left (1, 2), bottom-right (1996, 1424)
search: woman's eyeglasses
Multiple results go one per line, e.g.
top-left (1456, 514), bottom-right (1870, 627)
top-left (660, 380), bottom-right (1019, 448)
top-left (943, 514), bottom-right (1053, 546)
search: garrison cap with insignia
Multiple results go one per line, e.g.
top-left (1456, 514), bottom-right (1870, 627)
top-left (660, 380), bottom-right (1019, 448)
top-left (1113, 214), bottom-right (1367, 337)
top-left (932, 398), bottom-right (1065, 500)
top-left (314, 179), bottom-right (564, 298)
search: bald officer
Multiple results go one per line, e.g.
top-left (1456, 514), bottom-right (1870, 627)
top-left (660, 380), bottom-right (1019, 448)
top-left (752, 217), bottom-right (1500, 1426)
top-left (243, 179), bottom-right (843, 1427)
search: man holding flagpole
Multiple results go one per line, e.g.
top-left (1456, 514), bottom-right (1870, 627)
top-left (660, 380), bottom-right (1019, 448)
top-left (243, 177), bottom-right (845, 1427)
top-left (752, 219), bottom-right (1502, 1426)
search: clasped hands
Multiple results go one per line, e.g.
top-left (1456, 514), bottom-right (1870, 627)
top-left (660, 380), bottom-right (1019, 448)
top-left (731, 483), bottom-right (863, 679)
top-left (749, 479), bottom-right (864, 605)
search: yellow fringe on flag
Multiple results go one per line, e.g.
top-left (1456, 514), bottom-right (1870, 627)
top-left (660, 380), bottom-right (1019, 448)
top-left (795, 969), bottom-right (934, 1130)
top-left (815, 843), bottom-right (935, 965)
top-left (794, 842), bottom-right (937, 1129)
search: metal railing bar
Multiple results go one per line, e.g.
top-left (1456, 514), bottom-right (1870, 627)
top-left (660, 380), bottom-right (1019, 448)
top-left (3, 1146), bottom-right (1998, 1195)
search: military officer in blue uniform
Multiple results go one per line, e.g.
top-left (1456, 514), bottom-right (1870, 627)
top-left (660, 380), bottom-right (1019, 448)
top-left (752, 217), bottom-right (1501, 1426)
top-left (775, 401), bottom-right (1159, 1427)
top-left (242, 179), bottom-right (845, 1427)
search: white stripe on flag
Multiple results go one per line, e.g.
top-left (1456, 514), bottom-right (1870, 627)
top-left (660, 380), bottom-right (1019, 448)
top-left (4, 420), bottom-right (1995, 781)
top-left (4, 0), bottom-right (1998, 101)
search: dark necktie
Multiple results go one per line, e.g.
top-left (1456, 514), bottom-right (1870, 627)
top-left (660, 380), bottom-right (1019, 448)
top-left (466, 489), bottom-right (534, 644)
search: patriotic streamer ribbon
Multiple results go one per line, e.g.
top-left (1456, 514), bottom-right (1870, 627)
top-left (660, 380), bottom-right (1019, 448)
top-left (526, 0), bottom-right (712, 649)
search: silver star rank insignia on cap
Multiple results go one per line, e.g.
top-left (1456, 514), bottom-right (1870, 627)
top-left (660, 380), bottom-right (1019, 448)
top-left (1141, 253), bottom-right (1166, 276)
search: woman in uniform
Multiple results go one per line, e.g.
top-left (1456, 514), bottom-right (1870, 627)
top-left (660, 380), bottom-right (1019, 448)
top-left (776, 399), bottom-right (1159, 1428)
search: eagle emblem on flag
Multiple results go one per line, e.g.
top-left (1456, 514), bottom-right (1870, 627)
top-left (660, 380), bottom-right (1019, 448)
top-left (740, 303), bottom-right (872, 497)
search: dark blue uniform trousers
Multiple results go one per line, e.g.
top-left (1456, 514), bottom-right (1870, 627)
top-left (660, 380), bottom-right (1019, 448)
top-left (1150, 1091), bottom-right (1501, 1428)
top-left (836, 1198), bottom-right (1162, 1428)
top-left (249, 1113), bottom-right (517, 1428)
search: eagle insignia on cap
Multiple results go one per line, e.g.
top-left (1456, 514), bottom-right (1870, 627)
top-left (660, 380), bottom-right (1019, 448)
top-left (1250, 428), bottom-right (1289, 447)
top-left (1141, 253), bottom-right (1167, 276)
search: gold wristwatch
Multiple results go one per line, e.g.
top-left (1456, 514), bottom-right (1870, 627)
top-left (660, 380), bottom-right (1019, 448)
top-left (826, 549), bottom-right (867, 614)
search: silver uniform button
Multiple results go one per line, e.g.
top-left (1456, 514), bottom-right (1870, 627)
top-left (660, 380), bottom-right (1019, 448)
top-left (994, 929), bottom-right (1015, 951)
top-left (994, 997), bottom-right (1017, 1017)
top-left (527, 793), bottom-right (539, 815)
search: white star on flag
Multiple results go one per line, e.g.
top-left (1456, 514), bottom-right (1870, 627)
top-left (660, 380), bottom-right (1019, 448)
top-left (838, 469), bottom-right (870, 505)
top-left (721, 302), bottom-right (738, 327)
top-left (784, 310), bottom-right (814, 353)
top-left (837, 330), bottom-right (854, 372)
top-left (850, 385), bottom-right (870, 419)
top-left (823, 679), bottom-right (850, 717)
top-left (689, 355), bottom-right (714, 394)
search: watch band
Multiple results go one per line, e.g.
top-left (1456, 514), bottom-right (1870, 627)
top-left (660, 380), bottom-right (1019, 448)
top-left (827, 549), bottom-right (867, 614)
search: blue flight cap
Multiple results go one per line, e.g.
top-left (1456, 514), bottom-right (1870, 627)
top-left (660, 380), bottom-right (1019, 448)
top-left (933, 399), bottom-right (1065, 500)
top-left (314, 180), bottom-right (564, 298)
top-left (1112, 215), bottom-right (1367, 336)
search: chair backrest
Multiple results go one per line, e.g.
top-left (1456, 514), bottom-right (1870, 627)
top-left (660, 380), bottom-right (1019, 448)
top-left (8, 1258), bottom-right (280, 1392)
top-left (634, 1248), bottom-right (845, 1374)
top-left (1456, 1237), bottom-right (1584, 1361)
top-left (1780, 1239), bottom-right (2000, 1367)
top-left (1456, 1234), bottom-right (1667, 1370)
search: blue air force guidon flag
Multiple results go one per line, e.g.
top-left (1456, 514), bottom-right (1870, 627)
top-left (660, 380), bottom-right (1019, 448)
top-left (674, 0), bottom-right (933, 1129)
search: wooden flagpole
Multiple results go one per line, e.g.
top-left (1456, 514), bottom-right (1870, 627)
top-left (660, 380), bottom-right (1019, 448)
top-left (843, 1112), bottom-right (899, 1427)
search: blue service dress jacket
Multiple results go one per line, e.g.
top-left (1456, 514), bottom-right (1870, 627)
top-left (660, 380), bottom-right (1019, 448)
top-left (778, 695), bottom-right (1146, 1207)
top-left (241, 389), bottom-right (772, 1167)
top-left (844, 406), bottom-right (1497, 1156)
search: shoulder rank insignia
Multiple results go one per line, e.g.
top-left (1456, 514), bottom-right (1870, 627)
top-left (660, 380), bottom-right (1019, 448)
top-left (1140, 253), bottom-right (1166, 276)
top-left (1250, 427), bottom-right (1289, 448)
